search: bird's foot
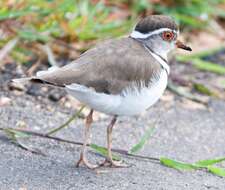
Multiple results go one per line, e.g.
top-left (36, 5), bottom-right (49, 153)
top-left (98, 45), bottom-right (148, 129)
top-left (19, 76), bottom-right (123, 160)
top-left (93, 159), bottom-right (131, 174)
top-left (97, 158), bottom-right (130, 168)
top-left (76, 155), bottom-right (98, 170)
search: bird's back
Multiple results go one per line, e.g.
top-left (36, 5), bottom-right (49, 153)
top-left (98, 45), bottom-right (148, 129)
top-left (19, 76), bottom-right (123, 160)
top-left (36, 37), bottom-right (162, 94)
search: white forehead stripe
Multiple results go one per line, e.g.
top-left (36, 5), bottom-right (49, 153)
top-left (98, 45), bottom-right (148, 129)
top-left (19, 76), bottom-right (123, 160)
top-left (130, 28), bottom-right (178, 39)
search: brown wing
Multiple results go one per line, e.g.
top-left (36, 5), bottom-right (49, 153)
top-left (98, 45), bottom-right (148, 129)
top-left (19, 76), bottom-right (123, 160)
top-left (37, 37), bottom-right (162, 94)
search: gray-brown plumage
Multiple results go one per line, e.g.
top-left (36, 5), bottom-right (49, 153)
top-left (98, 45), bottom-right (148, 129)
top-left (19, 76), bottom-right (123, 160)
top-left (31, 37), bottom-right (162, 94)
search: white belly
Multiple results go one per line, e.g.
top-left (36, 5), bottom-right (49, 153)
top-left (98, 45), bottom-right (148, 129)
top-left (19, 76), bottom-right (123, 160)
top-left (66, 70), bottom-right (168, 116)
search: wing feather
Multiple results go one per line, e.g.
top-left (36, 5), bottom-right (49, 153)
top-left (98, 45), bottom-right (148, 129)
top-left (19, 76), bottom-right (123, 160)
top-left (37, 37), bottom-right (162, 94)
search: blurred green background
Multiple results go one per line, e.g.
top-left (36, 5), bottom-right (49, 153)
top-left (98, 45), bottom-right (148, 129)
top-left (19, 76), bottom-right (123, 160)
top-left (0, 0), bottom-right (225, 65)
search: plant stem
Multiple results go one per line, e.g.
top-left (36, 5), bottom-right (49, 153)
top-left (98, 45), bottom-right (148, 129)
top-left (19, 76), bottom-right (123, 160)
top-left (0, 127), bottom-right (160, 163)
top-left (46, 105), bottom-right (85, 135)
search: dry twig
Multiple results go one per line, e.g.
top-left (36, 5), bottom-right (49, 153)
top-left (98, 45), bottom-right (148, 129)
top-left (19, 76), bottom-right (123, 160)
top-left (0, 38), bottom-right (19, 64)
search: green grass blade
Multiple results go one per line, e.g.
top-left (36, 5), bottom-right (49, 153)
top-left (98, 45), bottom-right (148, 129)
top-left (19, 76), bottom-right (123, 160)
top-left (18, 30), bottom-right (50, 43)
top-left (167, 81), bottom-right (208, 104)
top-left (90, 143), bottom-right (121, 161)
top-left (193, 83), bottom-right (215, 96)
top-left (129, 126), bottom-right (154, 154)
top-left (176, 55), bottom-right (193, 62)
top-left (0, 9), bottom-right (31, 20)
top-left (177, 56), bottom-right (225, 75)
top-left (192, 59), bottom-right (225, 75)
top-left (176, 47), bottom-right (225, 63)
top-left (47, 105), bottom-right (85, 135)
top-left (173, 13), bottom-right (205, 28)
top-left (3, 128), bottom-right (30, 139)
top-left (3, 128), bottom-right (44, 155)
top-left (190, 47), bottom-right (224, 58)
top-left (207, 166), bottom-right (225, 177)
top-left (160, 157), bottom-right (198, 170)
top-left (195, 157), bottom-right (225, 167)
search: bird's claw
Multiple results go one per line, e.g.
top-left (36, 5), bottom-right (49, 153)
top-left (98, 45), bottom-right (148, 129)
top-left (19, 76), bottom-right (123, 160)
top-left (76, 155), bottom-right (98, 169)
top-left (97, 158), bottom-right (130, 168)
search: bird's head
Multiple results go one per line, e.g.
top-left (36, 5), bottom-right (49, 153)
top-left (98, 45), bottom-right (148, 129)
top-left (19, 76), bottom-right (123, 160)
top-left (130, 15), bottom-right (192, 60)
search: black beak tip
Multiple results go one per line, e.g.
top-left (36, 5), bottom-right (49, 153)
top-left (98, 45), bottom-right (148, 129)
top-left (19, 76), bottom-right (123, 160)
top-left (186, 46), bottom-right (192, 51)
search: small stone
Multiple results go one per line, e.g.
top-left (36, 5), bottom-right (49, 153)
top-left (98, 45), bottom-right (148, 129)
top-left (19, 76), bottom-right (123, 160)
top-left (64, 101), bottom-right (72, 108)
top-left (180, 98), bottom-right (207, 110)
top-left (26, 85), bottom-right (42, 96)
top-left (48, 89), bottom-right (65, 102)
top-left (48, 92), bottom-right (62, 101)
top-left (0, 96), bottom-right (11, 106)
top-left (13, 90), bottom-right (24, 96)
top-left (8, 81), bottom-right (25, 91)
top-left (19, 187), bottom-right (27, 190)
top-left (16, 120), bottom-right (27, 128)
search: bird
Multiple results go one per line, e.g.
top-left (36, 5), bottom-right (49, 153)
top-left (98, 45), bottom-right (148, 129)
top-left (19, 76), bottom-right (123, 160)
top-left (13, 15), bottom-right (191, 170)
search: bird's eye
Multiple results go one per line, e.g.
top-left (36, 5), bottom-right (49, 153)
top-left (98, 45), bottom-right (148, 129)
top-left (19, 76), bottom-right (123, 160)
top-left (162, 31), bottom-right (174, 41)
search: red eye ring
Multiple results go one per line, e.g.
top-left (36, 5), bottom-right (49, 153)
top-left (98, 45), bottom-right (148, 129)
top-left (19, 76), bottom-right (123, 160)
top-left (162, 31), bottom-right (174, 41)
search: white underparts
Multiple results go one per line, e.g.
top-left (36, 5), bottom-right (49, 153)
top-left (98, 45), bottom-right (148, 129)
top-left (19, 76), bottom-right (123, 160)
top-left (66, 69), bottom-right (168, 116)
top-left (130, 28), bottom-right (179, 39)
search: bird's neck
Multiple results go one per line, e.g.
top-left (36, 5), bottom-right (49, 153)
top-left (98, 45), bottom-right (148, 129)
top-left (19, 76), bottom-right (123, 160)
top-left (145, 42), bottom-right (169, 61)
top-left (131, 36), bottom-right (169, 61)
top-left (144, 45), bottom-right (170, 75)
top-left (152, 47), bottom-right (168, 61)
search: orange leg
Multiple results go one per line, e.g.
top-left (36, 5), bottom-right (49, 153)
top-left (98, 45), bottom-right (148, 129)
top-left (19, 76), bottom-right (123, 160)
top-left (99, 116), bottom-right (129, 168)
top-left (76, 109), bottom-right (97, 169)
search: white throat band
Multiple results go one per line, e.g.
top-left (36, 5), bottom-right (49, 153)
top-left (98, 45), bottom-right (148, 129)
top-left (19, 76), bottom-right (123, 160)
top-left (144, 45), bottom-right (170, 75)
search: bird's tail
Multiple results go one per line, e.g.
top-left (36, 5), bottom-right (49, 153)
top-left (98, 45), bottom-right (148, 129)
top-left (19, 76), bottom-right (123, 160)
top-left (12, 76), bottom-right (64, 87)
top-left (11, 77), bottom-right (50, 85)
top-left (11, 77), bottom-right (33, 84)
top-left (11, 66), bottom-right (64, 87)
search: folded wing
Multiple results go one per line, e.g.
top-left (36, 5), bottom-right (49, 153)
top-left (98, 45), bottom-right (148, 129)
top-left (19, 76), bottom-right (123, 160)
top-left (36, 38), bottom-right (162, 94)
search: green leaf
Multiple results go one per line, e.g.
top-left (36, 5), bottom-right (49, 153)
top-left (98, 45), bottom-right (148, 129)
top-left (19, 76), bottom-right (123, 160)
top-left (18, 30), bottom-right (50, 43)
top-left (129, 127), bottom-right (154, 154)
top-left (0, 9), bottom-right (31, 20)
top-left (195, 157), bottom-right (225, 167)
top-left (3, 128), bottom-right (44, 155)
top-left (90, 143), bottom-right (121, 161)
top-left (3, 128), bottom-right (30, 140)
top-left (192, 59), bottom-right (225, 75)
top-left (160, 157), bottom-right (198, 170)
top-left (207, 166), bottom-right (225, 177)
top-left (193, 83), bottom-right (215, 96)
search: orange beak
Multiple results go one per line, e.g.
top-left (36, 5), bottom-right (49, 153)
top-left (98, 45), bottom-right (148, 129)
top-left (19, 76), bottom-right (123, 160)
top-left (176, 40), bottom-right (192, 51)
